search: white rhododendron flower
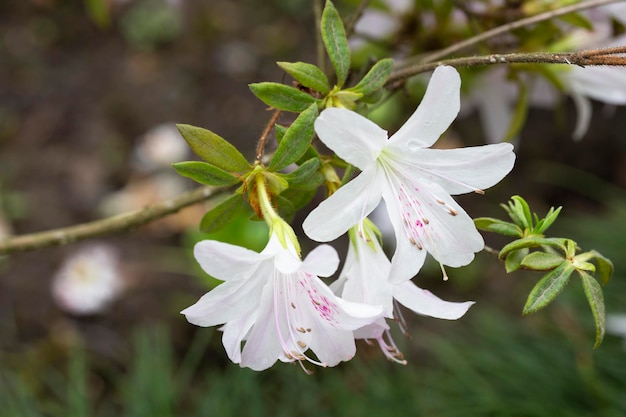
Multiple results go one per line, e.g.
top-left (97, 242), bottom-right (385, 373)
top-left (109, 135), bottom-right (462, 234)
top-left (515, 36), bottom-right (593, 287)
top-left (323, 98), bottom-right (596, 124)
top-left (332, 221), bottom-right (475, 362)
top-left (181, 224), bottom-right (384, 372)
top-left (51, 243), bottom-right (123, 315)
top-left (303, 66), bottom-right (515, 283)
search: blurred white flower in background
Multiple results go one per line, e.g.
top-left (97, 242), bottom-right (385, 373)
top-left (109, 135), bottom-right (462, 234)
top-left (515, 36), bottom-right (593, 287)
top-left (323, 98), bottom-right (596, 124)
top-left (52, 244), bottom-right (124, 315)
top-left (99, 123), bottom-right (202, 231)
top-left (607, 314), bottom-right (626, 350)
top-left (133, 123), bottom-right (190, 173)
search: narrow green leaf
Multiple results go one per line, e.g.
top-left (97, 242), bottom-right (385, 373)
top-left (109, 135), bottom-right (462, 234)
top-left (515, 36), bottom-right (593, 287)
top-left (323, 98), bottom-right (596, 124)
top-left (579, 270), bottom-right (606, 348)
top-left (269, 103), bottom-right (318, 171)
top-left (200, 194), bottom-right (244, 233)
top-left (474, 217), bottom-right (523, 237)
top-left (275, 124), bottom-right (287, 143)
top-left (511, 195), bottom-right (533, 229)
top-left (535, 206), bottom-right (562, 234)
top-left (172, 161), bottom-right (241, 187)
top-left (249, 82), bottom-right (317, 112)
top-left (277, 61), bottom-right (330, 94)
top-left (522, 262), bottom-right (575, 315)
top-left (590, 250), bottom-right (613, 285)
top-left (176, 124), bottom-right (250, 173)
top-left (321, 0), bottom-right (350, 87)
top-left (505, 248), bottom-right (528, 273)
top-left (558, 13), bottom-right (593, 30)
top-left (281, 158), bottom-right (324, 190)
top-left (348, 58), bottom-right (393, 95)
top-left (520, 251), bottom-right (564, 271)
top-left (499, 237), bottom-right (567, 259)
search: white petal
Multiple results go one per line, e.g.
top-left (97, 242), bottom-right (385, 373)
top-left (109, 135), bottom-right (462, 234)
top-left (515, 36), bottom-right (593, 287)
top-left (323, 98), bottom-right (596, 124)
top-left (393, 281), bottom-right (474, 319)
top-left (353, 318), bottom-right (388, 340)
top-left (567, 66), bottom-right (626, 105)
top-left (301, 275), bottom-right (384, 330)
top-left (307, 324), bottom-right (357, 366)
top-left (340, 231), bottom-right (394, 315)
top-left (570, 89), bottom-right (592, 141)
top-left (383, 181), bottom-right (484, 274)
top-left (180, 274), bottom-right (263, 327)
top-left (303, 168), bottom-right (383, 242)
top-left (194, 240), bottom-right (265, 281)
top-left (383, 191), bottom-right (427, 283)
top-left (407, 142), bottom-right (515, 194)
top-left (314, 108), bottom-right (388, 170)
top-left (302, 244), bottom-right (339, 277)
top-left (221, 313), bottom-right (256, 364)
top-left (389, 66), bottom-right (461, 150)
top-left (240, 281), bottom-right (282, 371)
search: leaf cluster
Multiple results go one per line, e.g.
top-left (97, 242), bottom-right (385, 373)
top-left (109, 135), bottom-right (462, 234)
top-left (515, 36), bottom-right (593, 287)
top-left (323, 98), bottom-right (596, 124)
top-left (475, 195), bottom-right (614, 348)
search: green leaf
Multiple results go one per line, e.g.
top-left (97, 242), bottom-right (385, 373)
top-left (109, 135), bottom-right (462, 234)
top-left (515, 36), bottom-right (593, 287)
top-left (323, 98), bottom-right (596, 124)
top-left (274, 124), bottom-right (287, 143)
top-left (510, 195), bottom-right (533, 229)
top-left (520, 251), bottom-right (564, 271)
top-left (249, 82), bottom-right (317, 112)
top-left (176, 124), bottom-right (250, 173)
top-left (534, 206), bottom-right (562, 234)
top-left (321, 0), bottom-right (350, 87)
top-left (277, 61), bottom-right (330, 94)
top-left (281, 158), bottom-right (324, 190)
top-left (200, 194), bottom-right (244, 233)
top-left (172, 161), bottom-right (241, 187)
top-left (558, 13), bottom-right (593, 31)
top-left (474, 217), bottom-right (523, 237)
top-left (522, 262), bottom-right (575, 315)
top-left (590, 250), bottom-right (614, 285)
top-left (279, 187), bottom-right (317, 211)
top-left (505, 248), bottom-right (528, 273)
top-left (268, 103), bottom-right (318, 171)
top-left (499, 237), bottom-right (567, 259)
top-left (348, 58), bottom-right (393, 96)
top-left (578, 270), bottom-right (606, 348)
top-left (276, 194), bottom-right (297, 222)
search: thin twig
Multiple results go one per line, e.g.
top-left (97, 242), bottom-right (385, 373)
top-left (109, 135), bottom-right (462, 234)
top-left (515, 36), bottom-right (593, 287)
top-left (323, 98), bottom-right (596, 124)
top-left (255, 109), bottom-right (282, 163)
top-left (314, 0), bottom-right (325, 74)
top-left (386, 47), bottom-right (626, 86)
top-left (345, 0), bottom-right (372, 39)
top-left (483, 245), bottom-right (501, 257)
top-left (0, 186), bottom-right (224, 255)
top-left (396, 0), bottom-right (623, 68)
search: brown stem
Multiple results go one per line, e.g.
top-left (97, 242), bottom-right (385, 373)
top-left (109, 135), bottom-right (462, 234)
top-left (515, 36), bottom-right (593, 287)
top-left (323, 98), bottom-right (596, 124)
top-left (395, 0), bottom-right (623, 68)
top-left (0, 186), bottom-right (224, 255)
top-left (255, 109), bottom-right (282, 163)
top-left (386, 47), bottom-right (626, 86)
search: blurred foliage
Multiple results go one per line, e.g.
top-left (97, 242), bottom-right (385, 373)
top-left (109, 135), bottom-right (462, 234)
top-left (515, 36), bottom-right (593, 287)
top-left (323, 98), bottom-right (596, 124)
top-left (1, 306), bottom-right (626, 417)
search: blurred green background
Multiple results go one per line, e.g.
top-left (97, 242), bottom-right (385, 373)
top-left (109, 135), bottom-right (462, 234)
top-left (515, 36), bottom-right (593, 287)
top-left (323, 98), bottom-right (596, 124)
top-left (1, 1), bottom-right (626, 416)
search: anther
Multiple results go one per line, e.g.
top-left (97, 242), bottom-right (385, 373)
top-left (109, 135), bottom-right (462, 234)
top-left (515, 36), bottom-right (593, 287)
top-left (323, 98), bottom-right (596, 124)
top-left (474, 189), bottom-right (485, 195)
top-left (422, 218), bottom-right (430, 225)
top-left (297, 340), bottom-right (307, 348)
top-left (440, 264), bottom-right (449, 281)
top-left (436, 198), bottom-right (446, 205)
top-left (291, 302), bottom-right (296, 309)
top-left (296, 327), bottom-right (306, 333)
top-left (448, 208), bottom-right (458, 216)
top-left (416, 242), bottom-right (423, 250)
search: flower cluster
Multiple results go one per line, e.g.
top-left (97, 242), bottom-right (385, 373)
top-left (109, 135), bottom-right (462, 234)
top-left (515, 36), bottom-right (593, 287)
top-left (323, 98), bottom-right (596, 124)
top-left (181, 66), bottom-right (516, 371)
